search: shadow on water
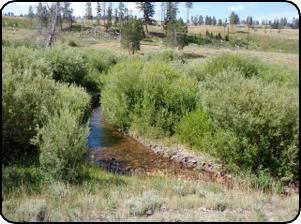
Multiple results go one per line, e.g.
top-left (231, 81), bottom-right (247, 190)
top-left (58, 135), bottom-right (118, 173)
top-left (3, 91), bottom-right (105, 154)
top-left (87, 106), bottom-right (228, 185)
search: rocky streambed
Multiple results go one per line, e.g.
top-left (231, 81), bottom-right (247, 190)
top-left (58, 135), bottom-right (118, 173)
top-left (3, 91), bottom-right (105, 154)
top-left (87, 106), bottom-right (233, 184)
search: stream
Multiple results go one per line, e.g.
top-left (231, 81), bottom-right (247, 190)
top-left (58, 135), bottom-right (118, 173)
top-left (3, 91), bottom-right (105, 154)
top-left (87, 106), bottom-right (216, 182)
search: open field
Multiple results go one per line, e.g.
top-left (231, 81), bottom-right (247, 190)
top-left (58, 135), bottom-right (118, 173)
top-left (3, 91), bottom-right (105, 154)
top-left (2, 15), bottom-right (300, 57)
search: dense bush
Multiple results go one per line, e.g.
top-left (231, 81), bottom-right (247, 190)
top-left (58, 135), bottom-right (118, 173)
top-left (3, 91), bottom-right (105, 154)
top-left (142, 50), bottom-right (186, 63)
top-left (2, 58), bottom-right (91, 162)
top-left (2, 67), bottom-right (59, 159)
top-left (32, 107), bottom-right (90, 180)
top-left (185, 53), bottom-right (299, 87)
top-left (101, 58), bottom-right (198, 136)
top-left (258, 62), bottom-right (299, 88)
top-left (2, 45), bottom-right (52, 77)
top-left (84, 48), bottom-right (125, 74)
top-left (43, 45), bottom-right (88, 85)
top-left (82, 48), bottom-right (125, 91)
top-left (201, 53), bottom-right (263, 79)
top-left (198, 69), bottom-right (299, 181)
top-left (68, 40), bottom-right (77, 47)
top-left (175, 107), bottom-right (213, 148)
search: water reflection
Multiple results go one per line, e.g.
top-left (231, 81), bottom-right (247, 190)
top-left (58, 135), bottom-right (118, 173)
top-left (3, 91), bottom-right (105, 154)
top-left (87, 107), bottom-right (221, 184)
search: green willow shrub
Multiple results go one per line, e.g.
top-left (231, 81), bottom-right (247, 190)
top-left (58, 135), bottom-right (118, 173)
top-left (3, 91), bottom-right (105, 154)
top-left (32, 108), bottom-right (90, 180)
top-left (182, 58), bottom-right (208, 81)
top-left (2, 66), bottom-right (59, 159)
top-left (142, 50), bottom-right (186, 63)
top-left (2, 46), bottom-right (52, 77)
top-left (84, 48), bottom-right (125, 74)
top-left (199, 69), bottom-right (299, 180)
top-left (43, 45), bottom-right (88, 85)
top-left (101, 58), bottom-right (198, 136)
top-left (258, 62), bottom-right (299, 88)
top-left (189, 53), bottom-right (299, 87)
top-left (82, 48), bottom-right (125, 91)
top-left (2, 63), bottom-right (91, 161)
top-left (175, 106), bottom-right (213, 148)
top-left (202, 53), bottom-right (263, 78)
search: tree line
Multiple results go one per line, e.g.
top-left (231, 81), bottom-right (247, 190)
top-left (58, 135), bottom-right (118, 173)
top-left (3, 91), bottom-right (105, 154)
top-left (25, 2), bottom-right (299, 51)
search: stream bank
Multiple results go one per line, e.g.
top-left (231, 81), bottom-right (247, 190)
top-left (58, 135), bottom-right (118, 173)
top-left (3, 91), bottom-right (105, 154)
top-left (87, 106), bottom-right (233, 185)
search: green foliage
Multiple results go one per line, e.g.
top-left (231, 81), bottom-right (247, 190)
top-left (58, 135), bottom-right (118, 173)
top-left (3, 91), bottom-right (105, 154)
top-left (199, 69), bottom-right (299, 180)
top-left (2, 165), bottom-right (52, 198)
top-left (2, 45), bottom-right (51, 77)
top-left (121, 17), bottom-right (144, 54)
top-left (84, 48), bottom-right (125, 74)
top-left (202, 53), bottom-right (262, 79)
top-left (2, 39), bottom-right (42, 49)
top-left (165, 18), bottom-right (189, 50)
top-left (32, 107), bottom-right (90, 181)
top-left (186, 53), bottom-right (299, 87)
top-left (258, 62), bottom-right (299, 88)
top-left (2, 45), bottom-right (91, 169)
top-left (82, 48), bottom-right (125, 91)
top-left (2, 67), bottom-right (59, 159)
top-left (175, 107), bottom-right (213, 147)
top-left (68, 40), bottom-right (77, 47)
top-left (142, 49), bottom-right (186, 63)
top-left (101, 58), bottom-right (198, 136)
top-left (2, 17), bottom-right (37, 29)
top-left (43, 45), bottom-right (88, 85)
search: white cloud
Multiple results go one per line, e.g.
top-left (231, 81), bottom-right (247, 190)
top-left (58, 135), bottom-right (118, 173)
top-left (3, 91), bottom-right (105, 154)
top-left (238, 5), bottom-right (245, 10)
top-left (229, 7), bottom-right (239, 12)
top-left (229, 5), bottom-right (245, 12)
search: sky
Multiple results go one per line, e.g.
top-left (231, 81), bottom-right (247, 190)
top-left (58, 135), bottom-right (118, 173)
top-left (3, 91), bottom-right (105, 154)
top-left (1, 2), bottom-right (300, 23)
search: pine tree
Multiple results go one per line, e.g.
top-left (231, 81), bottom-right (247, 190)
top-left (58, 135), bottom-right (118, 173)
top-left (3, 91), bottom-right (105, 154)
top-left (198, 15), bottom-right (203, 25)
top-left (193, 16), bottom-right (199, 26)
top-left (105, 4), bottom-right (112, 31)
top-left (160, 2), bottom-right (167, 30)
top-left (185, 2), bottom-right (193, 24)
top-left (208, 16), bottom-right (212, 25)
top-left (102, 2), bottom-right (106, 26)
top-left (205, 15), bottom-right (208, 25)
top-left (28, 5), bottom-right (34, 26)
top-left (176, 18), bottom-right (188, 50)
top-left (229, 11), bottom-right (239, 26)
top-left (121, 16), bottom-right (144, 54)
top-left (212, 16), bottom-right (217, 26)
top-left (118, 2), bottom-right (125, 27)
top-left (135, 2), bottom-right (155, 33)
top-left (217, 18), bottom-right (222, 26)
top-left (166, 17), bottom-right (188, 50)
top-left (85, 2), bottom-right (92, 21)
top-left (96, 2), bottom-right (101, 26)
top-left (114, 8), bottom-right (119, 26)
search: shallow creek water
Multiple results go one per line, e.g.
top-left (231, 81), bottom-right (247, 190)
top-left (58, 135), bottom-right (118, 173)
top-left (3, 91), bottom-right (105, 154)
top-left (87, 107), bottom-right (216, 182)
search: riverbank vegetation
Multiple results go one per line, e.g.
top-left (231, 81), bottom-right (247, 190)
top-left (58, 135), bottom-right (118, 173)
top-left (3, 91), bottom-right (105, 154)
top-left (2, 38), bottom-right (299, 221)
top-left (101, 50), bottom-right (299, 184)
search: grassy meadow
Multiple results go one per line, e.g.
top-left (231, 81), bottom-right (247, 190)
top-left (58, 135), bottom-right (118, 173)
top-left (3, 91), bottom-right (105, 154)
top-left (2, 15), bottom-right (300, 222)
